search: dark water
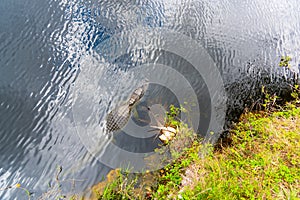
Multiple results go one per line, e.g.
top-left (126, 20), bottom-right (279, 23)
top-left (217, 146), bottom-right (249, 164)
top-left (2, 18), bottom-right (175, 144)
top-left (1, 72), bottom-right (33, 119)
top-left (1, 0), bottom-right (299, 198)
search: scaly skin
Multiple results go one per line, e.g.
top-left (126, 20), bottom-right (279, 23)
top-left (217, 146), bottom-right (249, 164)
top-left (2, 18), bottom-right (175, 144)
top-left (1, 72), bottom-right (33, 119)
top-left (106, 83), bottom-right (148, 132)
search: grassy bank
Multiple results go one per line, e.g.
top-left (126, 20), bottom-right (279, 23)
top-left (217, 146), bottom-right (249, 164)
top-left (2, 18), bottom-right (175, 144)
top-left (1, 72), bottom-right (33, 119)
top-left (93, 103), bottom-right (300, 200)
top-left (175, 104), bottom-right (300, 199)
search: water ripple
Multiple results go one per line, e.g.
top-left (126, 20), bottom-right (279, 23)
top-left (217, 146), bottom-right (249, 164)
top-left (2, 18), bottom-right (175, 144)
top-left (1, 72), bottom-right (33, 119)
top-left (1, 0), bottom-right (300, 198)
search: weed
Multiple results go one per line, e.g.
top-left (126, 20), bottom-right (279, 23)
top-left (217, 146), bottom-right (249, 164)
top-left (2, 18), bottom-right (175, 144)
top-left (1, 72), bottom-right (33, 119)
top-left (260, 85), bottom-right (280, 111)
top-left (165, 104), bottom-right (181, 127)
top-left (279, 56), bottom-right (292, 68)
top-left (0, 183), bottom-right (31, 200)
top-left (290, 84), bottom-right (300, 105)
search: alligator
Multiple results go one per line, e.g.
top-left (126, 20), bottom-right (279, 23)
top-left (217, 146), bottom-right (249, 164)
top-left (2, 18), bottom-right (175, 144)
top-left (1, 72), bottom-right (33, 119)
top-left (106, 83), bottom-right (149, 132)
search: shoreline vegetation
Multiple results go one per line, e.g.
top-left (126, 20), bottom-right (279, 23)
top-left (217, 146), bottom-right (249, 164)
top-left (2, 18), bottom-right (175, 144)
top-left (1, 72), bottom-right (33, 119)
top-left (4, 97), bottom-right (299, 199)
top-left (1, 57), bottom-right (299, 199)
top-left (88, 86), bottom-right (300, 199)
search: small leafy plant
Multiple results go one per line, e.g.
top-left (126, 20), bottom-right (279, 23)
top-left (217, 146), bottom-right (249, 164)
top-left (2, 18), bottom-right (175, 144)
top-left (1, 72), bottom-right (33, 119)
top-left (165, 104), bottom-right (189, 127)
top-left (279, 56), bottom-right (292, 68)
top-left (165, 104), bottom-right (181, 127)
top-left (260, 85), bottom-right (279, 111)
top-left (0, 183), bottom-right (31, 200)
top-left (290, 84), bottom-right (300, 104)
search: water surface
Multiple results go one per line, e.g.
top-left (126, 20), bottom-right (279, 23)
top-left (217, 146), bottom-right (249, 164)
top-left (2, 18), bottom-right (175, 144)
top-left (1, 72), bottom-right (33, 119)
top-left (0, 0), bottom-right (299, 198)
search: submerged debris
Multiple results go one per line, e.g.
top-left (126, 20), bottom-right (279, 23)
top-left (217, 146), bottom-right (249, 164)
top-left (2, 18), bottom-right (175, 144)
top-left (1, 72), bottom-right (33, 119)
top-left (151, 126), bottom-right (177, 144)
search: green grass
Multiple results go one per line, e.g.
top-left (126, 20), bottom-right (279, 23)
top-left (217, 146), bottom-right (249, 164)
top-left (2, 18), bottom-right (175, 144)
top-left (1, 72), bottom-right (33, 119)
top-left (178, 106), bottom-right (300, 200)
top-left (93, 105), bottom-right (300, 200)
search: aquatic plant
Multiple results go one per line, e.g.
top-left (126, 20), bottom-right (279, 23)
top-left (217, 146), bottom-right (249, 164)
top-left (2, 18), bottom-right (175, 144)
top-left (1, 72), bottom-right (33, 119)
top-left (0, 183), bottom-right (31, 200)
top-left (279, 56), bottom-right (292, 68)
